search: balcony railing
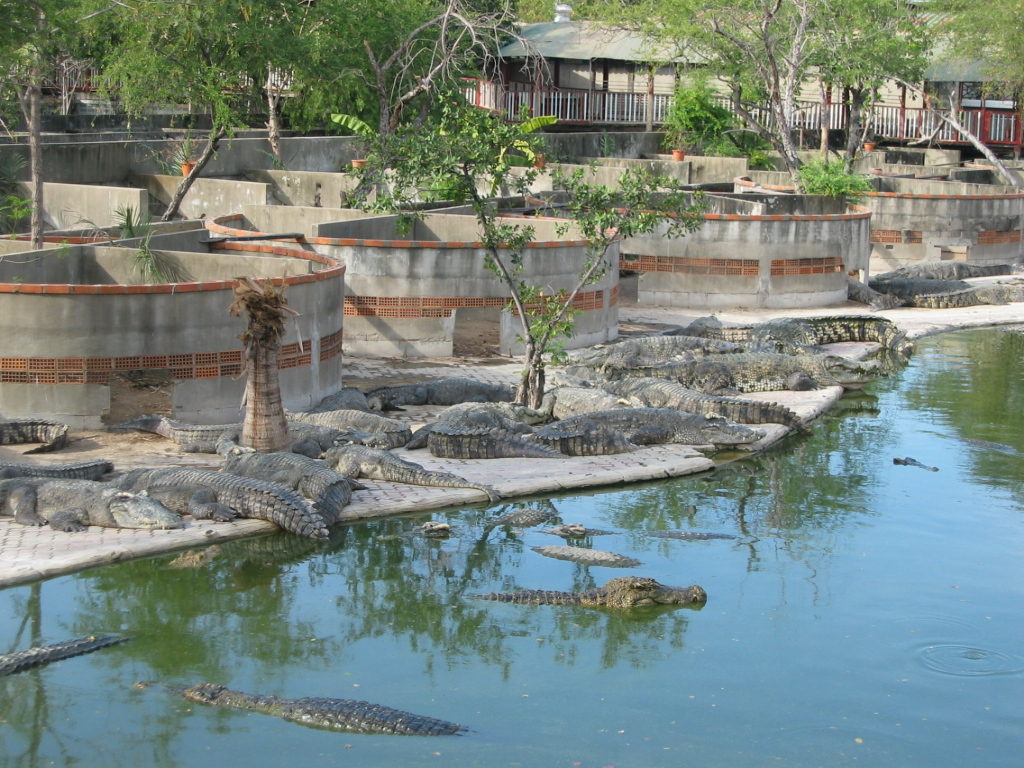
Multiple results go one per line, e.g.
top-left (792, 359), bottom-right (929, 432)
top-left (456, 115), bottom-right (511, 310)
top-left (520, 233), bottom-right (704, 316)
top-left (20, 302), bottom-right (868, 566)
top-left (463, 78), bottom-right (1023, 149)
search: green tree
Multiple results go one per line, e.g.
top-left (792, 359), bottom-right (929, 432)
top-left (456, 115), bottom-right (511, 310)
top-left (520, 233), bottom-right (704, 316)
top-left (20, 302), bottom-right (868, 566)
top-left (357, 94), bottom-right (706, 407)
top-left (95, 0), bottom-right (272, 220)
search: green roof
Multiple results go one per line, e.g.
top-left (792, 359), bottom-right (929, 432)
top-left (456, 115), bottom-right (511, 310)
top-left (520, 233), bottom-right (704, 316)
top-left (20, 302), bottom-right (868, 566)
top-left (499, 21), bottom-right (682, 63)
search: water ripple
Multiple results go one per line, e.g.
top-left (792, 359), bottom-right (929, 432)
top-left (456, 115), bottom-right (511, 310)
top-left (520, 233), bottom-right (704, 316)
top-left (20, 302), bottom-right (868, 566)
top-left (917, 643), bottom-right (1024, 677)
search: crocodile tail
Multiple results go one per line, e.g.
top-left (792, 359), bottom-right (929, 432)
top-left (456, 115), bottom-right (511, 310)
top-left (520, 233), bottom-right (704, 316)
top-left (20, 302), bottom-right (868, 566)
top-left (0, 635), bottom-right (129, 677)
top-left (0, 460), bottom-right (113, 480)
top-left (1, 419), bottom-right (70, 453)
top-left (467, 589), bottom-right (582, 605)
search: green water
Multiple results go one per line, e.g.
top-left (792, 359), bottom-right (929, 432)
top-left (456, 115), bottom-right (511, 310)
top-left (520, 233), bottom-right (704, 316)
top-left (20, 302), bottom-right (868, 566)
top-left (2, 328), bottom-right (1022, 768)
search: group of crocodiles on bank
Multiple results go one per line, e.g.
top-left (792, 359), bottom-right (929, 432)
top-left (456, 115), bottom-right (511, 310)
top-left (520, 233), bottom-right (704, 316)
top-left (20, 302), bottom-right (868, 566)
top-left (1, 314), bottom-right (914, 542)
top-left (847, 260), bottom-right (1024, 309)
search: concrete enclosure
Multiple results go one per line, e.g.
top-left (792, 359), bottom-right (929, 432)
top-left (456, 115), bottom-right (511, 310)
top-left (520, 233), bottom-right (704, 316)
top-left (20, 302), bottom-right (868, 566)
top-left (209, 211), bottom-right (619, 358)
top-left (623, 192), bottom-right (871, 309)
top-left (0, 233), bottom-right (345, 427)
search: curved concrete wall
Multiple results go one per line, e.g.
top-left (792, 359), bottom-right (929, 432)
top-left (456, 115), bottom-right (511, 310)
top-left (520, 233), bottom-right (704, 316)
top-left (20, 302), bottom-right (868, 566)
top-left (622, 193), bottom-right (871, 309)
top-left (210, 213), bottom-right (618, 358)
top-left (864, 178), bottom-right (1024, 273)
top-left (0, 238), bottom-right (345, 427)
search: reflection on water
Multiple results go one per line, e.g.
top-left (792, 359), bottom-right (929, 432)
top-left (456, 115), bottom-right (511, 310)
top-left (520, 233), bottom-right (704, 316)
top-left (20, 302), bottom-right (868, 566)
top-left (1, 329), bottom-right (1022, 768)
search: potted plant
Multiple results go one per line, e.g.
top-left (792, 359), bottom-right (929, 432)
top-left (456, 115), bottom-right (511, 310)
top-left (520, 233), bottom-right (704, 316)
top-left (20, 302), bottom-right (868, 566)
top-left (167, 131), bottom-right (199, 176)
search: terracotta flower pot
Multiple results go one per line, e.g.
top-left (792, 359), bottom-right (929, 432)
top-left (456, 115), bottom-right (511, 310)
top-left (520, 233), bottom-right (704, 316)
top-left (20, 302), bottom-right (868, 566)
top-left (671, 149), bottom-right (685, 161)
top-left (350, 158), bottom-right (367, 169)
top-left (180, 161), bottom-right (196, 177)
top-left (533, 154), bottom-right (546, 169)
top-left (863, 142), bottom-right (876, 153)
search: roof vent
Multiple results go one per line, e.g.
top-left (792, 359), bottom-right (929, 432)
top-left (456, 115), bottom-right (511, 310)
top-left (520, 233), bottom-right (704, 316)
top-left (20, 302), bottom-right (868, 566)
top-left (554, 3), bottom-right (572, 22)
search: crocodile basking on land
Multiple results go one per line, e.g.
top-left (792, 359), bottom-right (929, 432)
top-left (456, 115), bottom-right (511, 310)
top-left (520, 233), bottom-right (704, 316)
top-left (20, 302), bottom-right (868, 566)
top-left (0, 459), bottom-right (113, 481)
top-left (564, 335), bottom-right (743, 372)
top-left (881, 281), bottom-right (1024, 309)
top-left (621, 352), bottom-right (880, 394)
top-left (323, 444), bottom-right (500, 502)
top-left (873, 261), bottom-right (1019, 281)
top-left (0, 477), bottom-right (186, 531)
top-left (176, 683), bottom-right (467, 735)
top-left (1, 418), bottom-right (70, 454)
top-left (0, 635), bottom-right (130, 677)
top-left (286, 409), bottom-right (412, 449)
top-left (541, 385), bottom-right (633, 420)
top-left (529, 418), bottom-right (641, 455)
top-left (364, 377), bottom-right (516, 411)
top-left (468, 576), bottom-right (707, 608)
top-left (405, 402), bottom-right (548, 450)
top-left (110, 415), bottom-right (353, 456)
top-left (531, 545), bottom-right (641, 568)
top-left (113, 467), bottom-right (329, 539)
top-left (598, 377), bottom-right (807, 431)
top-left (847, 276), bottom-right (905, 309)
top-left (221, 451), bottom-right (361, 525)
top-left (742, 316), bottom-right (914, 356)
top-left (530, 407), bottom-right (764, 452)
top-left (305, 386), bottom-right (373, 413)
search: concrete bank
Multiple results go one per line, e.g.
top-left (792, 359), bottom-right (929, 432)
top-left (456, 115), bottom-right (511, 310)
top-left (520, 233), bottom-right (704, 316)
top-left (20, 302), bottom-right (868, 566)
top-left (1, 300), bottom-right (1020, 588)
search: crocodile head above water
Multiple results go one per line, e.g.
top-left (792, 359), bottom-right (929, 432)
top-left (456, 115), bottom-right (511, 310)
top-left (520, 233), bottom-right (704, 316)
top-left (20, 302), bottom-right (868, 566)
top-left (822, 355), bottom-right (882, 388)
top-left (108, 491), bottom-right (185, 529)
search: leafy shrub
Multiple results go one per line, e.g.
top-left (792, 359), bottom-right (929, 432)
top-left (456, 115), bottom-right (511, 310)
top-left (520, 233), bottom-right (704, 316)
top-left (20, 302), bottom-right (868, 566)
top-left (661, 81), bottom-right (734, 152)
top-left (797, 159), bottom-right (873, 202)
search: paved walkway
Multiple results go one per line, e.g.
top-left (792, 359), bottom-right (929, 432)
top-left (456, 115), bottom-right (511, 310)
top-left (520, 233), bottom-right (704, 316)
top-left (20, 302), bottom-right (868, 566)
top-left (2, 295), bottom-right (1022, 588)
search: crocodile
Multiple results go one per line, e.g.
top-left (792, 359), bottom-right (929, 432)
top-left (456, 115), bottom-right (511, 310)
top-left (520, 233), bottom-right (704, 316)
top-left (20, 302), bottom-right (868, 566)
top-left (177, 683), bottom-right (467, 736)
top-left (872, 261), bottom-right (1018, 281)
top-left (847, 276), bottom-right (905, 309)
top-left (168, 545), bottom-right (223, 569)
top-left (305, 386), bottom-right (373, 413)
top-left (0, 477), bottom-right (185, 531)
top-left (286, 409), bottom-right (412, 449)
top-left (530, 408), bottom-right (764, 451)
top-left (110, 415), bottom-right (356, 455)
top-left (377, 520), bottom-right (454, 540)
top-left (866, 277), bottom-right (973, 305)
top-left (467, 576), bottom-right (707, 608)
top-left (540, 523), bottom-right (615, 538)
top-left (221, 451), bottom-right (360, 525)
top-left (364, 377), bottom-right (515, 411)
top-left (664, 316), bottom-right (751, 343)
top-left (896, 281), bottom-right (1024, 309)
top-left (484, 506), bottom-right (557, 529)
top-left (405, 402), bottom-right (548, 450)
top-left (0, 459), bottom-right (113, 481)
top-left (564, 335), bottom-right (743, 371)
top-left (893, 456), bottom-right (939, 472)
top-left (620, 352), bottom-right (881, 394)
top-left (0, 418), bottom-right (70, 454)
top-left (0, 635), bottom-right (130, 677)
top-left (743, 316), bottom-right (914, 356)
top-left (323, 444), bottom-right (500, 502)
top-left (113, 467), bottom-right (329, 539)
top-left (541, 385), bottom-right (632, 420)
top-left (528, 419), bottom-right (640, 456)
top-left (427, 425), bottom-right (566, 459)
top-left (644, 530), bottom-right (738, 541)
top-left (598, 377), bottom-right (807, 432)
top-left (531, 545), bottom-right (641, 568)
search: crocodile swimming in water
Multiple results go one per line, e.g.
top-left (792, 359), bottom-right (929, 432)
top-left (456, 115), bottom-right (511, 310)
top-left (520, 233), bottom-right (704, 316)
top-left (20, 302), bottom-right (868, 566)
top-left (176, 683), bottom-right (467, 735)
top-left (323, 444), bottom-right (500, 502)
top-left (364, 377), bottom-right (516, 411)
top-left (0, 418), bottom-right (70, 454)
top-left (0, 459), bottom-right (113, 481)
top-left (468, 576), bottom-right (707, 607)
top-left (0, 635), bottom-right (130, 676)
top-left (113, 467), bottom-right (329, 539)
top-left (0, 477), bottom-right (185, 531)
top-left (531, 545), bottom-right (641, 567)
top-left (539, 523), bottom-right (615, 538)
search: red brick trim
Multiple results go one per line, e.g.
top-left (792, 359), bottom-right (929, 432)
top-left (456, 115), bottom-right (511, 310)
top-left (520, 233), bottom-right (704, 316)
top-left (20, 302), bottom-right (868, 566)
top-left (0, 328), bottom-right (343, 385)
top-left (769, 256), bottom-right (844, 276)
top-left (623, 255), bottom-right (760, 276)
top-left (343, 287), bottom-right (616, 318)
top-left (871, 229), bottom-right (923, 244)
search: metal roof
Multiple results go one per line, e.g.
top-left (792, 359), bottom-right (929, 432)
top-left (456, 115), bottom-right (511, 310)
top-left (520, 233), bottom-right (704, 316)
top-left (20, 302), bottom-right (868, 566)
top-left (499, 21), bottom-right (682, 63)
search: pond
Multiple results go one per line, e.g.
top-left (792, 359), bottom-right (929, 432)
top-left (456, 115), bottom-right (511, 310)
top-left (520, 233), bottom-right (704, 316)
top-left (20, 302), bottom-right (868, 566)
top-left (2, 328), bottom-right (1022, 768)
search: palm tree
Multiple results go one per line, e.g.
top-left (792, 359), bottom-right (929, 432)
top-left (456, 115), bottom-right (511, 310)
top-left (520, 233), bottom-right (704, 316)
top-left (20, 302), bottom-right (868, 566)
top-left (228, 278), bottom-right (297, 452)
